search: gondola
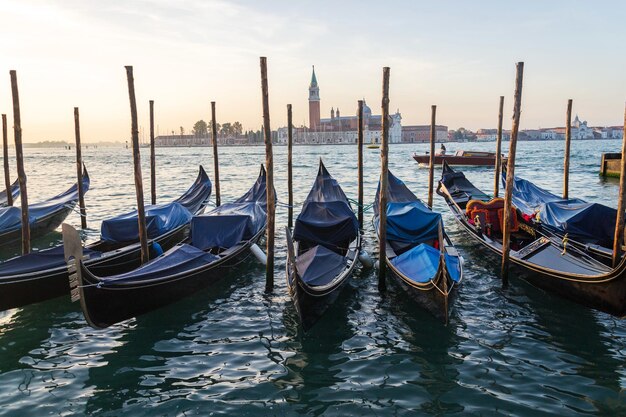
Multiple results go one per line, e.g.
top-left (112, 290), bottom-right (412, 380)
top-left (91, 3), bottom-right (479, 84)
top-left (373, 170), bottom-right (463, 323)
top-left (0, 166), bottom-right (90, 247)
top-left (63, 165), bottom-right (267, 329)
top-left (286, 160), bottom-right (360, 331)
top-left (0, 165), bottom-right (211, 312)
top-left (502, 165), bottom-right (617, 263)
top-left (0, 179), bottom-right (19, 207)
top-left (438, 162), bottom-right (626, 317)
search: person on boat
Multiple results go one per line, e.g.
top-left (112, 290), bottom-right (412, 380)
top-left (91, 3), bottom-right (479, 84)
top-left (440, 143), bottom-right (446, 155)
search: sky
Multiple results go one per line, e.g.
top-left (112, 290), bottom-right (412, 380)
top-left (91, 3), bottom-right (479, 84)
top-left (0, 0), bottom-right (625, 143)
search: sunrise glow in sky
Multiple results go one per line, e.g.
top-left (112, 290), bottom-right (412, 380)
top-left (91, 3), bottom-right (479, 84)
top-left (1, 0), bottom-right (625, 142)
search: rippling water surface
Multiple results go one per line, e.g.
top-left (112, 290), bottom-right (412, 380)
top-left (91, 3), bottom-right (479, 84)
top-left (0, 140), bottom-right (624, 416)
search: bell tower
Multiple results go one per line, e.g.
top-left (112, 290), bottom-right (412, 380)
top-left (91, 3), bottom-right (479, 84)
top-left (308, 66), bottom-right (321, 131)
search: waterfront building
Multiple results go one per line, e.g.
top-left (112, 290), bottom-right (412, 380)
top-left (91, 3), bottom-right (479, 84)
top-left (401, 125), bottom-right (448, 143)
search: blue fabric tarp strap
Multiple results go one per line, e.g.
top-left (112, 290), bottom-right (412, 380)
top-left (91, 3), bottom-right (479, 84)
top-left (508, 173), bottom-right (617, 248)
top-left (296, 244), bottom-right (347, 287)
top-left (101, 202), bottom-right (192, 243)
top-left (293, 161), bottom-right (358, 251)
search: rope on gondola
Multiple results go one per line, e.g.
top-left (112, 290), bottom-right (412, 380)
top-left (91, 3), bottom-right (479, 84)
top-left (64, 203), bottom-right (87, 217)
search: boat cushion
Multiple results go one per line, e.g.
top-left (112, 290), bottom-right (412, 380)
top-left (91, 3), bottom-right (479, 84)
top-left (466, 198), bottom-right (518, 233)
top-left (101, 202), bottom-right (192, 243)
top-left (391, 243), bottom-right (461, 284)
top-left (191, 202), bottom-right (265, 250)
top-left (101, 243), bottom-right (219, 284)
top-left (296, 244), bottom-right (348, 287)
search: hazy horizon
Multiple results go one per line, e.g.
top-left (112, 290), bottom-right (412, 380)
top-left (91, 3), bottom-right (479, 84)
top-left (1, 0), bottom-right (625, 143)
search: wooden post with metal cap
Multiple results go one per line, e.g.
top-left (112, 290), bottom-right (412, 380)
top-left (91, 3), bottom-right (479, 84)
top-left (501, 62), bottom-right (524, 286)
top-left (563, 99), bottom-right (573, 199)
top-left (612, 104), bottom-right (626, 268)
top-left (287, 103), bottom-right (293, 229)
top-left (10, 70), bottom-right (30, 255)
top-left (150, 100), bottom-right (156, 205)
top-left (125, 66), bottom-right (150, 264)
top-left (1, 114), bottom-right (12, 206)
top-left (357, 100), bottom-right (364, 229)
top-left (260, 57), bottom-right (275, 292)
top-left (378, 67), bottom-right (390, 291)
top-left (210, 101), bottom-right (221, 207)
top-left (428, 105), bottom-right (437, 208)
top-left (494, 96), bottom-right (504, 198)
top-left (73, 107), bottom-right (87, 228)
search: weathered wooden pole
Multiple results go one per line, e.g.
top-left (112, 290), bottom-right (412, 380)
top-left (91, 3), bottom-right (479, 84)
top-left (10, 70), bottom-right (30, 255)
top-left (260, 57), bottom-right (275, 292)
top-left (73, 107), bottom-right (87, 229)
top-left (287, 103), bottom-right (293, 229)
top-left (357, 100), bottom-right (364, 229)
top-left (210, 101), bottom-right (221, 207)
top-left (494, 96), bottom-right (504, 198)
top-left (378, 67), bottom-right (390, 292)
top-left (150, 100), bottom-right (156, 205)
top-left (563, 99), bottom-right (573, 199)
top-left (1, 114), bottom-right (12, 206)
top-left (501, 62), bottom-right (524, 286)
top-left (427, 105), bottom-right (437, 208)
top-left (612, 104), bottom-right (626, 267)
top-left (125, 66), bottom-right (150, 264)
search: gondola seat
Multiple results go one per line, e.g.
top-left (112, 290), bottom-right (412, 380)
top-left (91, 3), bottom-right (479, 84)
top-left (466, 198), bottom-right (518, 234)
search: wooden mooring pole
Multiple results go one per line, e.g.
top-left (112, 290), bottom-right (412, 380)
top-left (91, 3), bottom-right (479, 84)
top-left (612, 104), bottom-right (626, 267)
top-left (357, 100), bottom-right (364, 229)
top-left (211, 101), bottom-right (221, 207)
top-left (287, 104), bottom-right (293, 229)
top-left (10, 70), bottom-right (30, 255)
top-left (125, 66), bottom-right (149, 264)
top-left (501, 62), bottom-right (524, 286)
top-left (73, 107), bottom-right (87, 229)
top-left (563, 99), bottom-right (573, 199)
top-left (494, 96), bottom-right (504, 198)
top-left (427, 105), bottom-right (437, 208)
top-left (1, 114), bottom-right (12, 206)
top-left (260, 57), bottom-right (275, 292)
top-left (150, 100), bottom-right (156, 205)
top-left (378, 67), bottom-right (390, 292)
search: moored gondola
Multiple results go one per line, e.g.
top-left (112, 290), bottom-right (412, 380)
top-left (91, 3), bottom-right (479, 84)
top-left (0, 165), bottom-right (211, 312)
top-left (286, 160), bottom-right (361, 331)
top-left (374, 170), bottom-right (463, 323)
top-left (0, 179), bottom-right (19, 207)
top-left (63, 165), bottom-right (268, 329)
top-left (438, 162), bottom-right (626, 317)
top-left (0, 166), bottom-right (90, 247)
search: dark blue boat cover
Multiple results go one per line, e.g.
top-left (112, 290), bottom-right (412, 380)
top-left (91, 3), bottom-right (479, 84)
top-left (0, 170), bottom-right (90, 234)
top-left (391, 243), bottom-right (461, 283)
top-left (0, 180), bottom-right (19, 206)
top-left (293, 161), bottom-right (358, 250)
top-left (509, 173), bottom-right (617, 247)
top-left (296, 244), bottom-right (348, 287)
top-left (100, 202), bottom-right (192, 243)
top-left (99, 243), bottom-right (219, 285)
top-left (375, 170), bottom-right (441, 246)
top-left (174, 166), bottom-right (212, 214)
top-left (0, 245), bottom-right (102, 276)
top-left (190, 166), bottom-right (267, 250)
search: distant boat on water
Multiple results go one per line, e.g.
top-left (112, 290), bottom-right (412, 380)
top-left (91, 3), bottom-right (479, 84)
top-left (413, 149), bottom-right (504, 167)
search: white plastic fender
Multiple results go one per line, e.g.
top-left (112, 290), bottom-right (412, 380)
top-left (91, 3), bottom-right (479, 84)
top-left (358, 250), bottom-right (374, 268)
top-left (250, 243), bottom-right (267, 265)
top-left (374, 260), bottom-right (380, 270)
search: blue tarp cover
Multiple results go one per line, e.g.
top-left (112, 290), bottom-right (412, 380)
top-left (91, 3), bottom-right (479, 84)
top-left (375, 170), bottom-right (441, 246)
top-left (0, 172), bottom-right (90, 234)
top-left (190, 167), bottom-right (267, 250)
top-left (296, 244), bottom-right (348, 287)
top-left (101, 202), bottom-right (192, 243)
top-left (0, 245), bottom-right (102, 276)
top-left (391, 243), bottom-right (461, 283)
top-left (293, 162), bottom-right (358, 250)
top-left (510, 174), bottom-right (617, 247)
top-left (99, 243), bottom-right (219, 285)
top-left (174, 166), bottom-right (212, 214)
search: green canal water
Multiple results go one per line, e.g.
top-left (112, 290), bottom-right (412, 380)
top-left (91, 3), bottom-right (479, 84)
top-left (0, 141), bottom-right (623, 416)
